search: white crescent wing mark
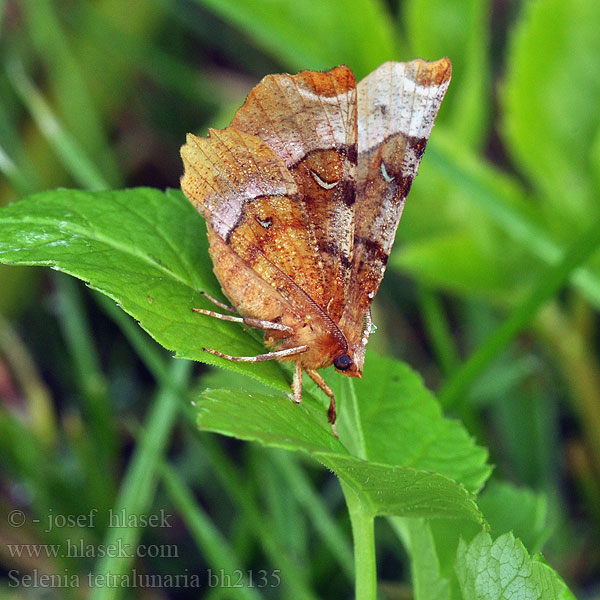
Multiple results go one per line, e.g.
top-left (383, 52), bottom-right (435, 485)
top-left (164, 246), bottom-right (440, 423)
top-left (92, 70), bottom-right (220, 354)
top-left (310, 169), bottom-right (340, 190)
top-left (380, 161), bottom-right (395, 183)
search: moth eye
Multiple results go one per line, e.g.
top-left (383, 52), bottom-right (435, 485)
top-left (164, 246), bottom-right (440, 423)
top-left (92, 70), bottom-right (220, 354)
top-left (333, 353), bottom-right (353, 371)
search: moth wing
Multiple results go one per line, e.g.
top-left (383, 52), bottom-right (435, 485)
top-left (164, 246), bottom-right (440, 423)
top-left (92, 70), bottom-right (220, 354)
top-left (339, 58), bottom-right (452, 367)
top-left (231, 66), bottom-right (357, 321)
top-left (181, 127), bottom-right (327, 313)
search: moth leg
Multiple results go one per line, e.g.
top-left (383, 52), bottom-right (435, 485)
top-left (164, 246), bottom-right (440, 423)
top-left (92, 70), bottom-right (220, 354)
top-left (193, 308), bottom-right (293, 333)
top-left (292, 361), bottom-right (303, 404)
top-left (199, 291), bottom-right (236, 313)
top-left (306, 369), bottom-right (338, 438)
top-left (202, 345), bottom-right (308, 362)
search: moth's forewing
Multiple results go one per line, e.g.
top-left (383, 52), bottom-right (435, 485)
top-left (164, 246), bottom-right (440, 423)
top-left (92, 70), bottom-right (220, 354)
top-left (231, 67), bottom-right (358, 322)
top-left (339, 58), bottom-right (452, 370)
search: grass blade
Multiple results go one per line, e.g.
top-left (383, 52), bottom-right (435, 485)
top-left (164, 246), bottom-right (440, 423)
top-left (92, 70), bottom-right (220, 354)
top-left (89, 358), bottom-right (191, 600)
top-left (5, 58), bottom-right (109, 190)
top-left (439, 215), bottom-right (600, 408)
top-left (21, 0), bottom-right (121, 186)
top-left (159, 462), bottom-right (262, 600)
top-left (428, 131), bottom-right (600, 309)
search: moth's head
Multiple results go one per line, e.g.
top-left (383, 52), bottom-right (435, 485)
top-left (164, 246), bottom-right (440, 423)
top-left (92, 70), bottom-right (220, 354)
top-left (333, 352), bottom-right (362, 378)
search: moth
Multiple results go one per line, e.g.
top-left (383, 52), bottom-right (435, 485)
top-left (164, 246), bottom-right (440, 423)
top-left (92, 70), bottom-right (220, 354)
top-left (181, 58), bottom-right (451, 435)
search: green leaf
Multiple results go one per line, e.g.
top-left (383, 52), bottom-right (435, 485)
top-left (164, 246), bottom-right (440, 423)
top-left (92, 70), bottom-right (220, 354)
top-left (200, 354), bottom-right (491, 493)
top-left (393, 517), bottom-right (575, 600)
top-left (455, 532), bottom-right (576, 600)
top-left (196, 353), bottom-right (489, 523)
top-left (329, 355), bottom-right (490, 494)
top-left (198, 387), bottom-right (482, 522)
top-left (502, 0), bottom-right (600, 229)
top-left (192, 0), bottom-right (400, 77)
top-left (196, 387), bottom-right (342, 454)
top-left (478, 481), bottom-right (549, 554)
top-left (0, 188), bottom-right (289, 388)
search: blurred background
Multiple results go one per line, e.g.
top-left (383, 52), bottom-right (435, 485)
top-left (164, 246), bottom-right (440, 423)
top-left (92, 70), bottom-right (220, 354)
top-left (1, 0), bottom-right (600, 598)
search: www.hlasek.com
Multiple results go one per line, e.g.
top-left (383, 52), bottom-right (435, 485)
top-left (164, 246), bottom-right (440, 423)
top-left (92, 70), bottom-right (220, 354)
top-left (7, 539), bottom-right (178, 559)
top-left (7, 569), bottom-right (282, 589)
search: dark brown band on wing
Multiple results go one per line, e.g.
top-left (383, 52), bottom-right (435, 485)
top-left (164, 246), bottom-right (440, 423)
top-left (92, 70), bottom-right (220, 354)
top-left (338, 177), bottom-right (356, 207)
top-left (358, 134), bottom-right (428, 167)
top-left (358, 134), bottom-right (428, 202)
top-left (343, 143), bottom-right (358, 166)
top-left (360, 131), bottom-right (427, 158)
top-left (353, 236), bottom-right (389, 267)
top-left (408, 135), bottom-right (427, 162)
top-left (319, 240), bottom-right (352, 269)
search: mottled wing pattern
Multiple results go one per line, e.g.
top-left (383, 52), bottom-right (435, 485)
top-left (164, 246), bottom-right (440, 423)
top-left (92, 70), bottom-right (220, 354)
top-left (181, 128), bottom-right (327, 309)
top-left (180, 59), bottom-right (452, 432)
top-left (339, 58), bottom-right (452, 367)
top-left (230, 67), bottom-right (357, 322)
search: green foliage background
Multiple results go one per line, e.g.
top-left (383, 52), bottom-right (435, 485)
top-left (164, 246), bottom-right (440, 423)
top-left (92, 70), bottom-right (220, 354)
top-left (0, 0), bottom-right (599, 598)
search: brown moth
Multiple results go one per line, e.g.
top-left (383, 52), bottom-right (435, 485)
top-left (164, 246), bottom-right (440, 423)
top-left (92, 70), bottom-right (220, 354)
top-left (181, 58), bottom-right (452, 436)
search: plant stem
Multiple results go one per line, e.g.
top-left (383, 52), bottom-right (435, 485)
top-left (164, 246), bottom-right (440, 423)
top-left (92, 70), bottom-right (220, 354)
top-left (341, 482), bottom-right (376, 600)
